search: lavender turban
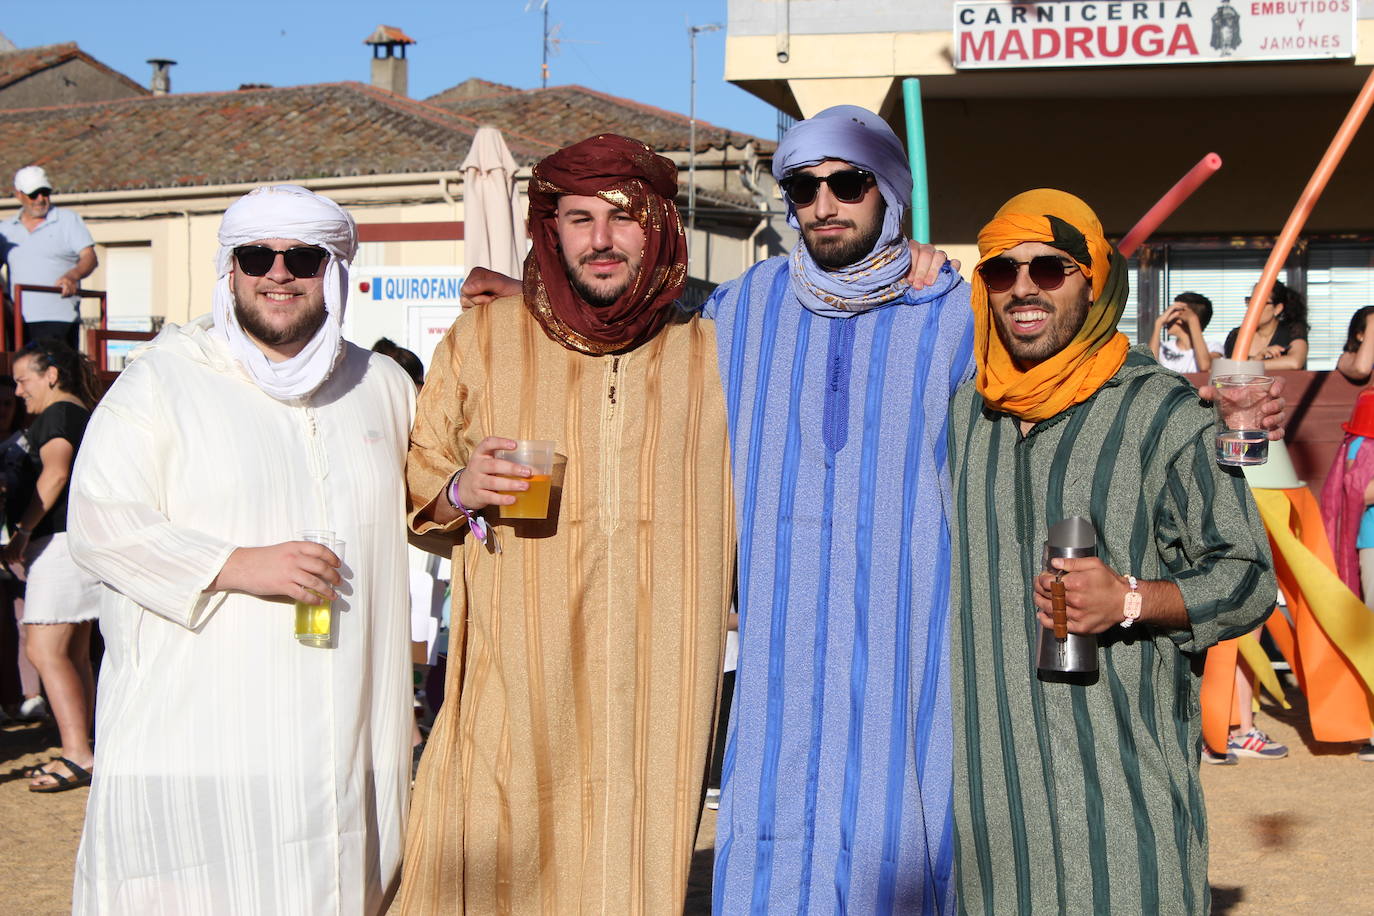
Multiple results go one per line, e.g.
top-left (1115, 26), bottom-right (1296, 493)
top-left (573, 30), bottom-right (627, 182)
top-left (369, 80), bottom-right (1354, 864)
top-left (772, 105), bottom-right (914, 316)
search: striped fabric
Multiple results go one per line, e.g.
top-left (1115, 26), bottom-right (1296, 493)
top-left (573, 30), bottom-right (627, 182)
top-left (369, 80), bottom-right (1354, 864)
top-left (947, 350), bottom-right (1275, 915)
top-left (396, 298), bottom-right (734, 915)
top-left (706, 259), bottom-right (975, 914)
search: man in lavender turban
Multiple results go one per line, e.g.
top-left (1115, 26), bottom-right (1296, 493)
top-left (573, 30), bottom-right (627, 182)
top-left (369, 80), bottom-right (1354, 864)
top-left (705, 105), bottom-right (972, 913)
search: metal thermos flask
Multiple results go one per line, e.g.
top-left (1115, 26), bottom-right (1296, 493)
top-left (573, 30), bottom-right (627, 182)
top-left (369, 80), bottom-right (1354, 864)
top-left (1036, 516), bottom-right (1100, 675)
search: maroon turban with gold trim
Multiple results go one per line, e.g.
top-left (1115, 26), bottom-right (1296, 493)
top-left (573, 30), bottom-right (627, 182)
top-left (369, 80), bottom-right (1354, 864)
top-left (523, 134), bottom-right (688, 355)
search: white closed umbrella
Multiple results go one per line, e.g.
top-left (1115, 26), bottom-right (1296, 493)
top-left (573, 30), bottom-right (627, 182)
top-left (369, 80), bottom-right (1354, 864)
top-left (460, 126), bottom-right (527, 278)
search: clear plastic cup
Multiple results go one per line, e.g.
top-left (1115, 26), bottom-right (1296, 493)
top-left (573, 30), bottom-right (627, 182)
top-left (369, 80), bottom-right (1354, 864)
top-left (1213, 374), bottom-right (1272, 467)
top-left (495, 440), bottom-right (556, 519)
top-left (294, 529), bottom-right (343, 647)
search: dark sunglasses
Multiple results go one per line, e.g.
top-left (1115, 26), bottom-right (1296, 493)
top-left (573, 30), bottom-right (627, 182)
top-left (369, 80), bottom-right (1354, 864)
top-left (28, 188), bottom-right (52, 198)
top-left (233, 245), bottom-right (329, 279)
top-left (779, 169), bottom-right (875, 206)
top-left (978, 255), bottom-right (1081, 292)
top-left (1243, 296), bottom-right (1279, 306)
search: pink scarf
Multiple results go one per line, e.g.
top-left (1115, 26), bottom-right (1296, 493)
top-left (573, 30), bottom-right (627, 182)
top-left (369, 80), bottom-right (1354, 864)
top-left (1319, 433), bottom-right (1374, 594)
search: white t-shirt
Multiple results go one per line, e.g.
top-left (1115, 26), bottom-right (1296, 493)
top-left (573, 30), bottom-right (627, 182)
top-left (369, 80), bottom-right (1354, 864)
top-left (1157, 335), bottom-right (1223, 373)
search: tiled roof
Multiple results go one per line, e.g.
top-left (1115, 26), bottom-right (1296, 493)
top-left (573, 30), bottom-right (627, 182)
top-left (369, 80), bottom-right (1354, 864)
top-left (426, 82), bottom-right (774, 154)
top-left (434, 78), bottom-right (520, 102)
top-left (0, 82), bottom-right (559, 194)
top-left (0, 41), bottom-right (147, 97)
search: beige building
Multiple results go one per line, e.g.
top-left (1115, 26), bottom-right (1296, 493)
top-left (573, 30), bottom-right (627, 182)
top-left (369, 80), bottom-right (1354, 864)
top-left (0, 33), bottom-right (781, 367)
top-left (725, 0), bottom-right (1374, 368)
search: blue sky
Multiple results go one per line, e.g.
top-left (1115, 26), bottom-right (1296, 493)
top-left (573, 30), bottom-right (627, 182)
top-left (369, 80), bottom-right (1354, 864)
top-left (6, 0), bottom-right (780, 140)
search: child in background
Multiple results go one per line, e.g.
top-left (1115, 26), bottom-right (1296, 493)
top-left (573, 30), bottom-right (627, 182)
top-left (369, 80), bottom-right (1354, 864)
top-left (1319, 387), bottom-right (1374, 762)
top-left (1150, 291), bottom-right (1223, 373)
top-left (1336, 306), bottom-right (1374, 384)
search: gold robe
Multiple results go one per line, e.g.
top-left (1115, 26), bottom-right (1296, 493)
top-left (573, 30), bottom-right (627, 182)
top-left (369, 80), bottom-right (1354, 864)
top-left (397, 296), bottom-right (733, 915)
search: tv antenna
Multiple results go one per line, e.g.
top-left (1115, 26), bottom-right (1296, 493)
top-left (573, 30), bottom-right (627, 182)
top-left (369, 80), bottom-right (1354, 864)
top-left (526, 0), bottom-right (599, 88)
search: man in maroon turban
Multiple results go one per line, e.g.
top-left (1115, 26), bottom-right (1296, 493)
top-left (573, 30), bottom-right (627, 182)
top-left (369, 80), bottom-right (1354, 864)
top-left (395, 134), bottom-right (733, 914)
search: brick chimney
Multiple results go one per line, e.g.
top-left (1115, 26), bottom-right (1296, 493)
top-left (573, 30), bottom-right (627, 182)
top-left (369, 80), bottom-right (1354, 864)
top-left (364, 25), bottom-right (415, 97)
top-left (147, 58), bottom-right (176, 95)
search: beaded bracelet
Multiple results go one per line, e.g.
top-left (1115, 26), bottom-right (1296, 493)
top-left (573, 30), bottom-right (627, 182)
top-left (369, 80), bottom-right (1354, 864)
top-left (446, 469), bottom-right (489, 544)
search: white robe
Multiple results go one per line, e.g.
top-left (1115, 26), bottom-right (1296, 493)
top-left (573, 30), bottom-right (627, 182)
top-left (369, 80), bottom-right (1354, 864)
top-left (67, 317), bottom-right (415, 916)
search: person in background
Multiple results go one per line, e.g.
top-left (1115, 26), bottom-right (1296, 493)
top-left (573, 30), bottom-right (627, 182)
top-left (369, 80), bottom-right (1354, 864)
top-left (372, 336), bottom-right (425, 389)
top-left (1150, 291), bottom-right (1223, 373)
top-left (0, 166), bottom-right (98, 350)
top-left (0, 374), bottom-right (43, 721)
top-left (1222, 279), bottom-right (1309, 369)
top-left (1336, 306), bottom-right (1374, 384)
top-left (1319, 387), bottom-right (1374, 763)
top-left (0, 340), bottom-right (102, 791)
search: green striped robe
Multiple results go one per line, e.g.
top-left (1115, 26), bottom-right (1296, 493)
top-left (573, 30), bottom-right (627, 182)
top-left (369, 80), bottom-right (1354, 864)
top-left (948, 350), bottom-right (1275, 915)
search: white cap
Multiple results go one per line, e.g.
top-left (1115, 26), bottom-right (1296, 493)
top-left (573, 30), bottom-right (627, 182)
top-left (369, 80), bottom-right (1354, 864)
top-left (13, 165), bottom-right (51, 195)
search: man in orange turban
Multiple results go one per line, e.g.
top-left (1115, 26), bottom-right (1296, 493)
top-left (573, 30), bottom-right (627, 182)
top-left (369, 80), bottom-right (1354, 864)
top-left (947, 189), bottom-right (1276, 914)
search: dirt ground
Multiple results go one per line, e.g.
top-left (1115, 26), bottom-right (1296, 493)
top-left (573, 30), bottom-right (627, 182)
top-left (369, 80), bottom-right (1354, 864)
top-left (3, 686), bottom-right (1369, 915)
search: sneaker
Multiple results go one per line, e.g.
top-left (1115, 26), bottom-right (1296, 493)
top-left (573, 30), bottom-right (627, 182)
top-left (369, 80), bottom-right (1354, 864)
top-left (705, 788), bottom-right (721, 811)
top-left (1201, 746), bottom-right (1237, 766)
top-left (16, 695), bottom-right (49, 721)
top-left (1357, 743), bottom-right (1374, 763)
top-left (1229, 727), bottom-right (1288, 759)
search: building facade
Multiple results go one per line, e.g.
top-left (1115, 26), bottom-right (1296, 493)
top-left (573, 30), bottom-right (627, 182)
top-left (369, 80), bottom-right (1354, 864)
top-left (0, 38), bottom-right (782, 369)
top-left (725, 1), bottom-right (1374, 367)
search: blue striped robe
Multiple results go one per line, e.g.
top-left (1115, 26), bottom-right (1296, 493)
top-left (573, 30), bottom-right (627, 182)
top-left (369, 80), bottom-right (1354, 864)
top-left (705, 257), bottom-right (974, 914)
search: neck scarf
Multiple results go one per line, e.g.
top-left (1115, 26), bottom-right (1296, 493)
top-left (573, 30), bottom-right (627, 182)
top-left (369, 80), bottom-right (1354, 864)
top-left (973, 188), bottom-right (1130, 423)
top-left (210, 185), bottom-right (357, 400)
top-left (773, 105), bottom-right (913, 318)
top-left (523, 134), bottom-right (687, 355)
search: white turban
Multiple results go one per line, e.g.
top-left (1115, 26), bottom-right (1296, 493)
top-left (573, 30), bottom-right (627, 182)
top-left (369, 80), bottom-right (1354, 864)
top-left (211, 185), bottom-right (358, 400)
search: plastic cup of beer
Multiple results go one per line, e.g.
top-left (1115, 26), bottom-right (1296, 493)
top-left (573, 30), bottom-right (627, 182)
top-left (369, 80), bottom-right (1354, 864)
top-left (495, 440), bottom-right (556, 519)
top-left (1212, 374), bottom-right (1272, 467)
top-left (294, 529), bottom-right (343, 647)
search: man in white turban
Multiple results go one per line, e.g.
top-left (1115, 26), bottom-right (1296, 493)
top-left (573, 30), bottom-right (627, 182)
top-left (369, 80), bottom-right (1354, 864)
top-left (67, 185), bottom-right (417, 914)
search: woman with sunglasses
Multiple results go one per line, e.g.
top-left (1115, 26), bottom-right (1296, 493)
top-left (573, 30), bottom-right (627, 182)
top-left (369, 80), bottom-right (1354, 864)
top-left (1222, 279), bottom-right (1310, 369)
top-left (2, 338), bottom-right (102, 792)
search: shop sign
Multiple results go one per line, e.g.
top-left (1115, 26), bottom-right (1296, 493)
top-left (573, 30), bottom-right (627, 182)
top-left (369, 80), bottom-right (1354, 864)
top-left (954, 1), bottom-right (1356, 69)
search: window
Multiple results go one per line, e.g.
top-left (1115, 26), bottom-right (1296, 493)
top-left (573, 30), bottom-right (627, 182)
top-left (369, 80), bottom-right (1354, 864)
top-left (1306, 244), bottom-right (1374, 367)
top-left (1164, 248), bottom-right (1286, 363)
top-left (1127, 237), bottom-right (1374, 372)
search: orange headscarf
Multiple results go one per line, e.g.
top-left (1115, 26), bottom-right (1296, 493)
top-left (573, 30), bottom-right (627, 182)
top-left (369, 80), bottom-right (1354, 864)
top-left (973, 189), bottom-right (1130, 423)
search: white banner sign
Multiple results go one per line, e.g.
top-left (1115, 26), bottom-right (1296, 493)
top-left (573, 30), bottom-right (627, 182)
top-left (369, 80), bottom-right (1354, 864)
top-left (343, 266), bottom-right (466, 369)
top-left (954, 1), bottom-right (1356, 69)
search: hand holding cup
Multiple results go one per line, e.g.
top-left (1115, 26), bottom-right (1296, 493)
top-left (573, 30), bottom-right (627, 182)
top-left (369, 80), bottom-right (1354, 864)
top-left (457, 436), bottom-right (531, 511)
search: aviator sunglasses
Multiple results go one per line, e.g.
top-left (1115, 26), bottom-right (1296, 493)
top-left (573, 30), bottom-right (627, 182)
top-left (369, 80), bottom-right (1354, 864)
top-left (779, 169), bottom-right (875, 206)
top-left (233, 245), bottom-right (329, 279)
top-left (978, 255), bottom-right (1081, 293)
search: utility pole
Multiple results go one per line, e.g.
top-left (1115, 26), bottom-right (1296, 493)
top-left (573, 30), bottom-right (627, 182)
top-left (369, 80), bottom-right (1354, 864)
top-left (688, 22), bottom-right (722, 242)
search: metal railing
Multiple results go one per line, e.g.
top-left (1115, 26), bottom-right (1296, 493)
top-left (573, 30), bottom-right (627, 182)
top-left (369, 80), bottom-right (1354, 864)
top-left (11, 283), bottom-right (107, 350)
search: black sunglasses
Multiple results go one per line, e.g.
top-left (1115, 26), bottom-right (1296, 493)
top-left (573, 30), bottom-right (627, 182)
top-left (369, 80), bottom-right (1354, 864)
top-left (233, 245), bottom-right (329, 279)
top-left (978, 255), bottom-right (1081, 293)
top-left (28, 188), bottom-right (52, 198)
top-left (779, 169), bottom-right (875, 206)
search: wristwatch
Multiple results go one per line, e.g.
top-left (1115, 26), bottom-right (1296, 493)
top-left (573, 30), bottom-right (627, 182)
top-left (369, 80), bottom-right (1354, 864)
top-left (1121, 575), bottom-right (1142, 628)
